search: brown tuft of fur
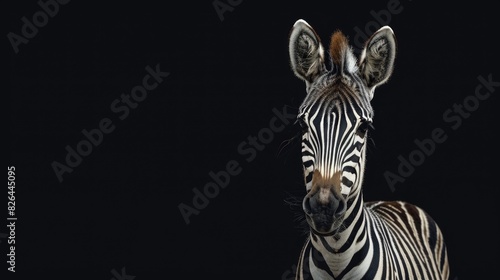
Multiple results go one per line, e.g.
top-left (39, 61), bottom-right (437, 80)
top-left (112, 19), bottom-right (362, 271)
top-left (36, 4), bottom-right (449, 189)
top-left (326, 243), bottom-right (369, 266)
top-left (329, 31), bottom-right (349, 67)
top-left (311, 170), bottom-right (342, 194)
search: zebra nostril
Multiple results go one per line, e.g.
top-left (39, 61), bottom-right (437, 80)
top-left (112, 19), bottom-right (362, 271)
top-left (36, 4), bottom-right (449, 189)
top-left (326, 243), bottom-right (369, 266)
top-left (303, 196), bottom-right (312, 215)
top-left (335, 199), bottom-right (346, 216)
top-left (304, 191), bottom-right (346, 217)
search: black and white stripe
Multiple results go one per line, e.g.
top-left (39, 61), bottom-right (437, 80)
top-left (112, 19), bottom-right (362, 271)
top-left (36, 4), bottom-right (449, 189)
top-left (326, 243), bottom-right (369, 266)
top-left (288, 19), bottom-right (449, 279)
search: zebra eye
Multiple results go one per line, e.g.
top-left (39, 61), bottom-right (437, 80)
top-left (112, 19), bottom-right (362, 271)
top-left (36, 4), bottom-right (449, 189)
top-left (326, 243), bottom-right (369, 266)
top-left (297, 116), bottom-right (308, 133)
top-left (356, 120), bottom-right (372, 138)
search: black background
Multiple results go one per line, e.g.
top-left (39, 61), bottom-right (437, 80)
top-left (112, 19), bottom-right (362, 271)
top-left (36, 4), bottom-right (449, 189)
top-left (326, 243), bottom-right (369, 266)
top-left (7, 0), bottom-right (499, 279)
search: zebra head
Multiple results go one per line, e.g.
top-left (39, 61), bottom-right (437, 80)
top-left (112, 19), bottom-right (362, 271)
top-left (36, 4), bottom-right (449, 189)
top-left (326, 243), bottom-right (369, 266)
top-left (288, 20), bottom-right (396, 235)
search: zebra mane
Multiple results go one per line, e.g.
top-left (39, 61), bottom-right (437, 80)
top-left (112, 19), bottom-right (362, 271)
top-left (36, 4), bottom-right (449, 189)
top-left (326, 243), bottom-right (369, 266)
top-left (329, 31), bottom-right (357, 74)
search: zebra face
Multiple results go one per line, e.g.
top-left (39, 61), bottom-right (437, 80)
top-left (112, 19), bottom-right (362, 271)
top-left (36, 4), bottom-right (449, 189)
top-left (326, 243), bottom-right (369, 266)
top-left (288, 20), bottom-right (396, 235)
top-left (297, 78), bottom-right (373, 234)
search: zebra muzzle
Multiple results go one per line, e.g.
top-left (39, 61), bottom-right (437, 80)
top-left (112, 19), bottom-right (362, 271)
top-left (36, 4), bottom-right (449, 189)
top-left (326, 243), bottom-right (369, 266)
top-left (303, 188), bottom-right (346, 234)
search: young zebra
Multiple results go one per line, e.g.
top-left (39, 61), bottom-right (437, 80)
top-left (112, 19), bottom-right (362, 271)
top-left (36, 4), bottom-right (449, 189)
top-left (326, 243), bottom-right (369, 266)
top-left (288, 19), bottom-right (450, 280)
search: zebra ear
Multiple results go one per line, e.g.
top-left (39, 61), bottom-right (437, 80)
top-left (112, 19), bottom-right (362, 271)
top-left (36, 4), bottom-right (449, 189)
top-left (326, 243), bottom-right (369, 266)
top-left (359, 26), bottom-right (396, 91)
top-left (289, 19), bottom-right (327, 83)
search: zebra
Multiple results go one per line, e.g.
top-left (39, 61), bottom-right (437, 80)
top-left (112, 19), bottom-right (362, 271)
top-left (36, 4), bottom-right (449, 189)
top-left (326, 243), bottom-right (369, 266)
top-left (287, 19), bottom-right (450, 280)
